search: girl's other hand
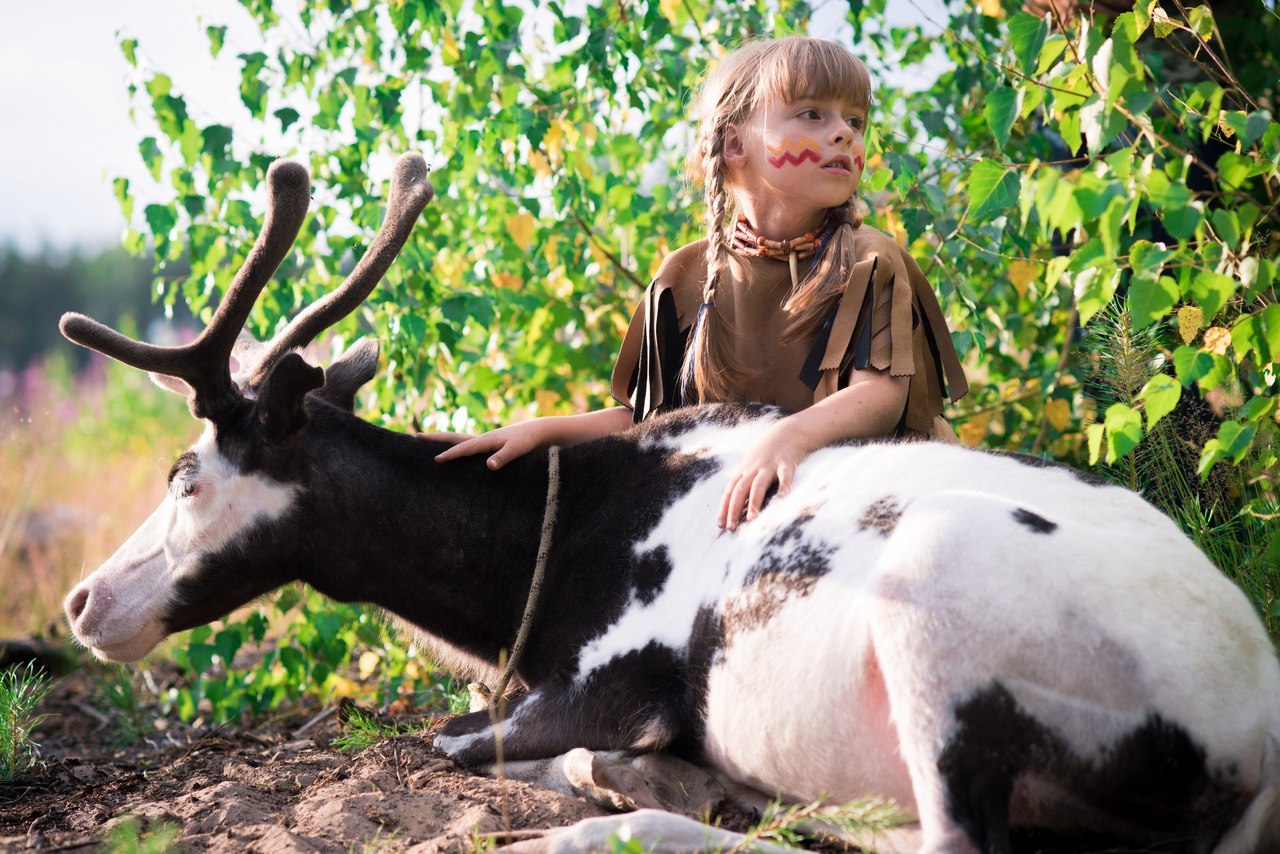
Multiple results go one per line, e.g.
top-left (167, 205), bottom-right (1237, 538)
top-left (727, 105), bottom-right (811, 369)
top-left (418, 421), bottom-right (547, 470)
top-left (718, 424), bottom-right (812, 531)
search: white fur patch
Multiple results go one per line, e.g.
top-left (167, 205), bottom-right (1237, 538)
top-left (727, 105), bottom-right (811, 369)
top-left (67, 424), bottom-right (299, 663)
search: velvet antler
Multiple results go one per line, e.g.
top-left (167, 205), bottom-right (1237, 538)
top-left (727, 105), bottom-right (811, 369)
top-left (60, 158), bottom-right (312, 418)
top-left (248, 153), bottom-right (434, 387)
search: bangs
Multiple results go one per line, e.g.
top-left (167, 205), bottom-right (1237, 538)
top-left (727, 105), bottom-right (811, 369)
top-left (753, 38), bottom-right (871, 112)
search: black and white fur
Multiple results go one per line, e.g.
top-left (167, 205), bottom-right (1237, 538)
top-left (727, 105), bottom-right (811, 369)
top-left (65, 339), bottom-right (1280, 853)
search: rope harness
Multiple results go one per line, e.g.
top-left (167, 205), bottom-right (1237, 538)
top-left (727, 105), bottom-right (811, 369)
top-left (490, 445), bottom-right (560, 703)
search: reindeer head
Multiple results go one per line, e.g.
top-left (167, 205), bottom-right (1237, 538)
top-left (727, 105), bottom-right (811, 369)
top-left (62, 154), bottom-right (433, 663)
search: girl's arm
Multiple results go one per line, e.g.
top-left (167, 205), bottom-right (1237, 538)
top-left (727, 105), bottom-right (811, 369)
top-left (718, 368), bottom-right (908, 530)
top-left (423, 406), bottom-right (634, 470)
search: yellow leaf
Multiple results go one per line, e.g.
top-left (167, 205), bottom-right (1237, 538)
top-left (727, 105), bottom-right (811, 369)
top-left (957, 412), bottom-right (991, 447)
top-left (493, 271), bottom-right (523, 290)
top-left (1203, 325), bottom-right (1231, 355)
top-left (545, 120), bottom-right (564, 164)
top-left (358, 651), bottom-right (380, 680)
top-left (659, 0), bottom-right (681, 22)
top-left (535, 389), bottom-right (560, 412)
top-left (1045, 398), bottom-right (1071, 432)
top-left (542, 233), bottom-right (562, 266)
top-left (1177, 305), bottom-right (1203, 345)
top-left (506, 211), bottom-right (536, 251)
top-left (979, 0), bottom-right (1004, 18)
top-left (441, 29), bottom-right (460, 65)
top-left (1008, 259), bottom-right (1038, 298)
top-left (882, 209), bottom-right (907, 246)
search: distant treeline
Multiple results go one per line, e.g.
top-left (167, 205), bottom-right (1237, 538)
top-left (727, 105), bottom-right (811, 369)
top-left (0, 245), bottom-right (191, 373)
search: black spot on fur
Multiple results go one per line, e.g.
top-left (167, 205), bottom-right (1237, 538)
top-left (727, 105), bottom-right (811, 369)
top-left (858, 496), bottom-right (902, 536)
top-left (720, 510), bottom-right (833, 648)
top-left (989, 450), bottom-right (1110, 488)
top-left (1012, 507), bottom-right (1057, 534)
top-left (939, 682), bottom-right (1247, 853)
top-left (746, 509), bottom-right (831, 583)
top-left (632, 546), bottom-right (674, 606)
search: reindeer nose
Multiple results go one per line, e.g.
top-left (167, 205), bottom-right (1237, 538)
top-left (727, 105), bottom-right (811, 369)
top-left (66, 586), bottom-right (90, 625)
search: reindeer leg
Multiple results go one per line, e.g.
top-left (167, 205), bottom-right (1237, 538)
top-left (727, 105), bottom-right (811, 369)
top-left (434, 683), bottom-right (681, 768)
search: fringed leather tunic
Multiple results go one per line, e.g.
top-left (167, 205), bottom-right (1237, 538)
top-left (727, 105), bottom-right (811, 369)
top-left (611, 224), bottom-right (968, 440)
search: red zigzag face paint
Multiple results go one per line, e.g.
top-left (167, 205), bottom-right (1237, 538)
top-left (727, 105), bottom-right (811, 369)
top-left (767, 136), bottom-right (822, 169)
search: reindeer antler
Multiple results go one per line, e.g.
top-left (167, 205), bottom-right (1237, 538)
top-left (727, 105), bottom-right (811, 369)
top-left (60, 158), bottom-right (312, 418)
top-left (248, 152), bottom-right (434, 387)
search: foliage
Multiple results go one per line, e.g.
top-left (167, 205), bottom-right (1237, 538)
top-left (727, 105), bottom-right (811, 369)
top-left (331, 707), bottom-right (430, 753)
top-left (105, 0), bottom-right (1279, 702)
top-left (94, 668), bottom-right (150, 746)
top-left (163, 586), bottom-right (429, 724)
top-left (101, 816), bottom-right (181, 854)
top-left (729, 795), bottom-right (907, 850)
top-left (0, 663), bottom-right (54, 782)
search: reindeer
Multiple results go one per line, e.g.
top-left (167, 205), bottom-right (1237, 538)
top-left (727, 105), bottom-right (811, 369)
top-left (61, 154), bottom-right (1280, 853)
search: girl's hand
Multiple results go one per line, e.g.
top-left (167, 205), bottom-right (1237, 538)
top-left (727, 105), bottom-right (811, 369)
top-left (718, 423), bottom-right (813, 531)
top-left (419, 420), bottom-right (548, 470)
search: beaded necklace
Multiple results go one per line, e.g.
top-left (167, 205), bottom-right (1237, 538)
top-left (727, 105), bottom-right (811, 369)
top-left (730, 212), bottom-right (841, 287)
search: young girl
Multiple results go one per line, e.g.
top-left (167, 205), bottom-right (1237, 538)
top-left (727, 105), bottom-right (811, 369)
top-left (426, 36), bottom-right (967, 530)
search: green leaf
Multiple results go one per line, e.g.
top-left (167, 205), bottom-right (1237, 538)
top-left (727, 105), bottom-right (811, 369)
top-left (1128, 274), bottom-right (1178, 328)
top-left (1240, 396), bottom-right (1277, 423)
top-left (1186, 5), bottom-right (1215, 41)
top-left (120, 37), bottom-right (138, 67)
top-left (1187, 270), bottom-right (1236, 321)
top-left (1173, 345), bottom-right (1231, 390)
top-left (139, 136), bottom-right (164, 180)
top-left (1008, 12), bottom-right (1049, 76)
top-left (1232, 304), bottom-right (1280, 364)
top-left (1086, 422), bottom-right (1106, 465)
top-left (983, 87), bottom-right (1019, 148)
top-left (1128, 240), bottom-right (1175, 278)
top-left (1197, 422), bottom-right (1255, 477)
top-left (1103, 402), bottom-right (1143, 462)
top-left (1224, 110), bottom-right (1273, 147)
top-left (1074, 265), bottom-right (1120, 324)
top-left (274, 107), bottom-right (301, 132)
top-left (966, 160), bottom-right (1020, 220)
top-left (144, 204), bottom-right (177, 245)
top-left (207, 25), bottom-right (227, 58)
top-left (112, 176), bottom-right (133, 222)
top-left (1140, 374), bottom-right (1181, 430)
top-left (1216, 152), bottom-right (1255, 189)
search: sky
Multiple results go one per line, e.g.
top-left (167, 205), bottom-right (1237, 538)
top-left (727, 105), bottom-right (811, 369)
top-left (1, 1), bottom-right (942, 255)
top-left (1, 0), bottom-right (261, 253)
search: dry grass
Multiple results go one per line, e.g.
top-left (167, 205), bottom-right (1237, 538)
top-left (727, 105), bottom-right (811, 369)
top-left (0, 360), bottom-right (192, 639)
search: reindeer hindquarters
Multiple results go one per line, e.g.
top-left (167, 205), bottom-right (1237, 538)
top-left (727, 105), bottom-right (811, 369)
top-left (869, 490), bottom-right (1263, 854)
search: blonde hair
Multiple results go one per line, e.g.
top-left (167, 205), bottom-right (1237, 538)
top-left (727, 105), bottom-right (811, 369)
top-left (679, 36), bottom-right (872, 404)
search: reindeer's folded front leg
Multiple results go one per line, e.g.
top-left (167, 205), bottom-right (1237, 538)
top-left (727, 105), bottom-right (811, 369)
top-left (434, 684), bottom-right (682, 768)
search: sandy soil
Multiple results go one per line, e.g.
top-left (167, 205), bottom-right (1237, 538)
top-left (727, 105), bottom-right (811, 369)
top-left (0, 667), bottom-right (626, 852)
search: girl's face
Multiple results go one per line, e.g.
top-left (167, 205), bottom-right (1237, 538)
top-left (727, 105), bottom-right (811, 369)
top-left (729, 94), bottom-right (867, 221)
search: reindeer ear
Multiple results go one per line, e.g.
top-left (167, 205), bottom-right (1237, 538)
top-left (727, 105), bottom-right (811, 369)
top-left (149, 372), bottom-right (194, 397)
top-left (315, 337), bottom-right (379, 412)
top-left (256, 353), bottom-right (324, 443)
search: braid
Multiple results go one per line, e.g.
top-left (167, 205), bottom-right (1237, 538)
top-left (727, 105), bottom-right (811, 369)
top-left (780, 198), bottom-right (863, 344)
top-left (678, 120), bottom-right (748, 403)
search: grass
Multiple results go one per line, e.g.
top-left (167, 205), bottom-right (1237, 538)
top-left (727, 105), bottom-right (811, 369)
top-left (100, 816), bottom-right (180, 853)
top-left (332, 707), bottom-right (431, 754)
top-left (0, 662), bottom-right (54, 782)
top-left (94, 668), bottom-right (150, 746)
top-left (727, 796), bottom-right (908, 851)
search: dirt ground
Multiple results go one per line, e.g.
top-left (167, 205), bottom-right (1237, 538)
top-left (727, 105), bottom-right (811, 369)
top-left (0, 665), bottom-right (634, 853)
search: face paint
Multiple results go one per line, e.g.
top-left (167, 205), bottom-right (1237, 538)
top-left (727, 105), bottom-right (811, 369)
top-left (766, 136), bottom-right (822, 169)
top-left (852, 142), bottom-right (866, 174)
